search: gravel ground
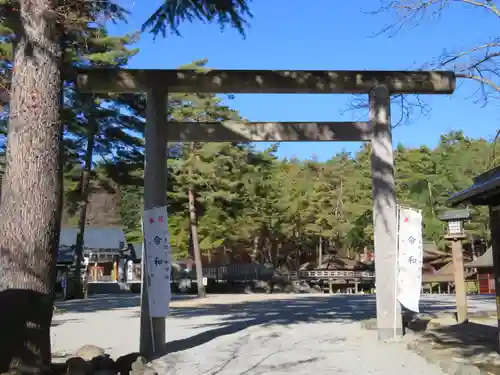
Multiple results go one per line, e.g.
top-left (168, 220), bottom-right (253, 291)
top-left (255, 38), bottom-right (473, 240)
top-left (52, 293), bottom-right (494, 375)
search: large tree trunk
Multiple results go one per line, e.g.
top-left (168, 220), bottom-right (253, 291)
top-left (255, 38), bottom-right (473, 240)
top-left (317, 237), bottom-right (323, 268)
top-left (250, 235), bottom-right (261, 263)
top-left (188, 187), bottom-right (206, 298)
top-left (0, 0), bottom-right (63, 372)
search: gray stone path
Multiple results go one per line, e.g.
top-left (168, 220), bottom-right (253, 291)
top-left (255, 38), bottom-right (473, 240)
top-left (53, 293), bottom-right (491, 374)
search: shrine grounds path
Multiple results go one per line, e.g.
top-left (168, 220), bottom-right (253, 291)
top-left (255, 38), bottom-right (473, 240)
top-left (53, 294), bottom-right (495, 375)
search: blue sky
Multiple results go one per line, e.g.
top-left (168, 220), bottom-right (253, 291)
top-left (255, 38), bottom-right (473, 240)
top-left (108, 0), bottom-right (499, 161)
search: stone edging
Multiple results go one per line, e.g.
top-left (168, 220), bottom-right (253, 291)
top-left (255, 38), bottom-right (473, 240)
top-left (405, 339), bottom-right (481, 375)
top-left (359, 318), bottom-right (483, 375)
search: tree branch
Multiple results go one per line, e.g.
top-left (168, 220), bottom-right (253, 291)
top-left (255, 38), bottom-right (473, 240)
top-left (349, 0), bottom-right (500, 120)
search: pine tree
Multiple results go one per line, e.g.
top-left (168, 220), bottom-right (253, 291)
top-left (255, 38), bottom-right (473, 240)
top-left (167, 60), bottom-right (245, 296)
top-left (0, 0), bottom-right (65, 369)
top-left (143, 0), bottom-right (252, 36)
top-left (63, 28), bottom-right (141, 292)
top-left (0, 0), bottom-right (136, 370)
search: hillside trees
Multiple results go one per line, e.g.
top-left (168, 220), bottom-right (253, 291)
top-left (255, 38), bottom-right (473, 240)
top-left (237, 144), bottom-right (283, 264)
top-left (120, 128), bottom-right (492, 269)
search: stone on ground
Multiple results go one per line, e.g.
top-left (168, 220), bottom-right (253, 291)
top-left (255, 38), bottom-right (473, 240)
top-left (74, 345), bottom-right (106, 361)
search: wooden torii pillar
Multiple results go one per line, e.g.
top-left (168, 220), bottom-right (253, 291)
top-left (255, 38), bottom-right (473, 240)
top-left (77, 69), bottom-right (455, 356)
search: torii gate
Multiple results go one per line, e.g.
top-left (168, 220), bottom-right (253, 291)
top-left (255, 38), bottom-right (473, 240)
top-left (77, 69), bottom-right (455, 356)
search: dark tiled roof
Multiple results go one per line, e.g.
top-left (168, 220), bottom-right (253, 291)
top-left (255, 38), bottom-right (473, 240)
top-left (423, 260), bottom-right (476, 282)
top-left (465, 247), bottom-right (493, 268)
top-left (448, 166), bottom-right (500, 206)
top-left (60, 226), bottom-right (126, 249)
top-left (57, 227), bottom-right (126, 263)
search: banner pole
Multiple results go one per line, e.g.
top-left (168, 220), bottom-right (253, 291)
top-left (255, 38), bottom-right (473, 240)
top-left (139, 217), bottom-right (156, 355)
top-left (141, 218), bottom-right (156, 354)
top-left (397, 206), bottom-right (424, 314)
top-left (395, 205), bottom-right (401, 338)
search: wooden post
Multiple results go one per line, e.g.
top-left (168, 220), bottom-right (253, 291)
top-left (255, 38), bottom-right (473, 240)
top-left (451, 240), bottom-right (468, 323)
top-left (370, 85), bottom-right (403, 341)
top-left (488, 206), bottom-right (500, 350)
top-left (139, 88), bottom-right (167, 357)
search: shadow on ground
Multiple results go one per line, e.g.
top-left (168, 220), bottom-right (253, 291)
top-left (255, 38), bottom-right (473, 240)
top-left (427, 321), bottom-right (498, 353)
top-left (145, 295), bottom-right (458, 359)
top-left (55, 294), bottom-right (196, 314)
top-left (405, 296), bottom-right (500, 368)
top-left (412, 319), bottom-right (500, 370)
top-left (55, 293), bottom-right (500, 363)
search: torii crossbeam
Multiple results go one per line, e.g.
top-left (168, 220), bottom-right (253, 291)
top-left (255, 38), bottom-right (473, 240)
top-left (76, 68), bottom-right (456, 357)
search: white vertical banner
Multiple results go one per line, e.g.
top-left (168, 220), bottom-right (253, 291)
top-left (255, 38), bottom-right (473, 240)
top-left (397, 206), bottom-right (424, 313)
top-left (142, 206), bottom-right (172, 317)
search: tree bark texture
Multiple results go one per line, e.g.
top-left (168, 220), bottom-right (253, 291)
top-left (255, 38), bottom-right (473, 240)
top-left (188, 187), bottom-right (206, 298)
top-left (0, 0), bottom-right (63, 372)
top-left (317, 237), bottom-right (323, 267)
